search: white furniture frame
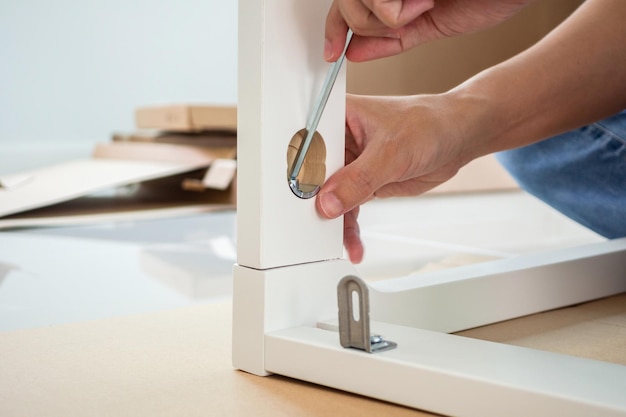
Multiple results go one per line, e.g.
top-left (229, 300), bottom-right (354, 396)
top-left (233, 1), bottom-right (626, 416)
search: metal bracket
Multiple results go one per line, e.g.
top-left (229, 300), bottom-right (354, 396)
top-left (337, 275), bottom-right (397, 353)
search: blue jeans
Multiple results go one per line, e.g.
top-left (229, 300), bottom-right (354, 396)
top-left (497, 110), bottom-right (626, 239)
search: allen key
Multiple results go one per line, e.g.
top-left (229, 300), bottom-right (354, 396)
top-left (289, 29), bottom-right (354, 199)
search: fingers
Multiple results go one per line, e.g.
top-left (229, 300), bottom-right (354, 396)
top-left (325, 0), bottom-right (401, 62)
top-left (362, 0), bottom-right (434, 29)
top-left (339, 0), bottom-right (400, 37)
top-left (325, 2), bottom-right (351, 61)
top-left (326, 0), bottom-right (435, 62)
top-left (345, 34), bottom-right (404, 61)
top-left (318, 94), bottom-right (403, 219)
top-left (344, 206), bottom-right (364, 264)
top-left (317, 148), bottom-right (390, 219)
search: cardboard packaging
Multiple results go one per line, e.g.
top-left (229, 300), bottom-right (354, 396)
top-left (0, 105), bottom-right (238, 229)
top-left (135, 104), bottom-right (237, 132)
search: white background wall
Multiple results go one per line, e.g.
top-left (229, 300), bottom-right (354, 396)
top-left (0, 0), bottom-right (237, 174)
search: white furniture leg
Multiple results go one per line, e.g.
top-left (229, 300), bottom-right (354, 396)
top-left (236, 0), bottom-right (345, 270)
top-left (233, 0), bottom-right (351, 375)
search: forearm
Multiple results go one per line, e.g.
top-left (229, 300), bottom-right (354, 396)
top-left (446, 0), bottom-right (626, 160)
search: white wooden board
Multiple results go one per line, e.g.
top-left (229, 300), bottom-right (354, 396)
top-left (236, 0), bottom-right (345, 269)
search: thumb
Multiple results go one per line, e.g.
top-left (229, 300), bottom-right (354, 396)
top-left (317, 152), bottom-right (387, 219)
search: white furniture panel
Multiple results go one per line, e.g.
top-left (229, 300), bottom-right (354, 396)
top-left (237, 0), bottom-right (344, 269)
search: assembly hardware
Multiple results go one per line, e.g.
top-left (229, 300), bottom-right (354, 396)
top-left (337, 275), bottom-right (397, 353)
top-left (289, 29), bottom-right (354, 199)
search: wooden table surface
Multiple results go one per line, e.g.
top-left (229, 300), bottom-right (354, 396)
top-left (1, 294), bottom-right (624, 417)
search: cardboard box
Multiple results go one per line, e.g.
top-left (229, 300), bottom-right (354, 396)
top-left (0, 101), bottom-right (241, 229)
top-left (112, 130), bottom-right (236, 148)
top-left (135, 104), bottom-right (237, 132)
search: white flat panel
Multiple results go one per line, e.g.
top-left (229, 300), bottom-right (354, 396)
top-left (266, 325), bottom-right (626, 417)
top-left (369, 238), bottom-right (626, 333)
top-left (237, 0), bottom-right (345, 269)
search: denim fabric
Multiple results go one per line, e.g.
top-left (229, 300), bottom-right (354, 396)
top-left (497, 110), bottom-right (626, 238)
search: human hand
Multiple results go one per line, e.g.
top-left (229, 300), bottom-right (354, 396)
top-left (316, 93), bottom-right (480, 263)
top-left (325, 0), bottom-right (532, 62)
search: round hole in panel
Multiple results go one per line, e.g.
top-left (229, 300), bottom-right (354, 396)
top-left (286, 129), bottom-right (326, 199)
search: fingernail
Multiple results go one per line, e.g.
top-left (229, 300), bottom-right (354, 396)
top-left (320, 192), bottom-right (343, 218)
top-left (324, 38), bottom-right (334, 61)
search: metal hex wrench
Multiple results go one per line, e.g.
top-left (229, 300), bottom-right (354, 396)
top-left (289, 29), bottom-right (354, 199)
